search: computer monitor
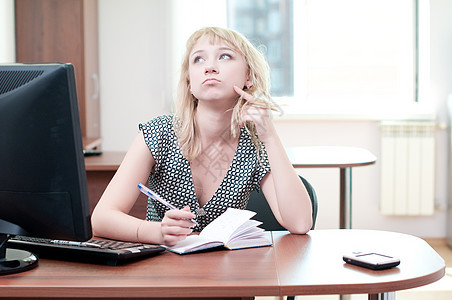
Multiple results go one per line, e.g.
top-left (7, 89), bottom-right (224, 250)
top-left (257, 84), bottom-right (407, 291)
top-left (0, 63), bottom-right (92, 275)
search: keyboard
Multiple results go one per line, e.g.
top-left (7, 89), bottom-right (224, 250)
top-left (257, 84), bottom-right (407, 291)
top-left (8, 236), bottom-right (166, 266)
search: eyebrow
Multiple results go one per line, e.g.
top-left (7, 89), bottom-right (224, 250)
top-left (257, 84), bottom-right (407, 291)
top-left (190, 46), bottom-right (236, 58)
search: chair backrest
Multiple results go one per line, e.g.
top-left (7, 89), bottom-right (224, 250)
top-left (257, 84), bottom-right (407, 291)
top-left (246, 175), bottom-right (318, 231)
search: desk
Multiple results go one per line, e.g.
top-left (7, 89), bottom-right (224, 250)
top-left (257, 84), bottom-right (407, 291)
top-left (84, 151), bottom-right (125, 171)
top-left (274, 230), bottom-right (444, 299)
top-left (0, 230), bottom-right (444, 299)
top-left (286, 146), bottom-right (377, 229)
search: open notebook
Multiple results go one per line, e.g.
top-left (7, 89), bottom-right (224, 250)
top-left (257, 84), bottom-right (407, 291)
top-left (166, 208), bottom-right (272, 254)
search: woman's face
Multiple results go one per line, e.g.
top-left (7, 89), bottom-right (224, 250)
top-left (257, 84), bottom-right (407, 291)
top-left (188, 35), bottom-right (250, 104)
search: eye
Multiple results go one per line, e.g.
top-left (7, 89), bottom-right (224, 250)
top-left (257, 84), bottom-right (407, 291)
top-left (219, 53), bottom-right (232, 60)
top-left (193, 56), bottom-right (205, 63)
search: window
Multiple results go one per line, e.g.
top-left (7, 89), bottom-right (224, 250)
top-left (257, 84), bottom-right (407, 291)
top-left (228, 0), bottom-right (293, 96)
top-left (228, 0), bottom-right (420, 109)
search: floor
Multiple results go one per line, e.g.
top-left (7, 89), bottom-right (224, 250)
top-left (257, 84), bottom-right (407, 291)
top-left (257, 238), bottom-right (452, 300)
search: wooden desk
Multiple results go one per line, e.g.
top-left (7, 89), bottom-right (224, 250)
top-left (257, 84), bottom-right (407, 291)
top-left (84, 151), bottom-right (125, 171)
top-left (286, 146), bottom-right (377, 229)
top-left (273, 230), bottom-right (444, 299)
top-left (0, 230), bottom-right (444, 299)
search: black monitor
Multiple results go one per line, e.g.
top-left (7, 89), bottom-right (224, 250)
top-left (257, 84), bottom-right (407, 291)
top-left (0, 63), bottom-right (92, 275)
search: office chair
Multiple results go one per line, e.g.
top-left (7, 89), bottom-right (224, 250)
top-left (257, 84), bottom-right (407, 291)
top-left (246, 175), bottom-right (318, 300)
top-left (246, 175), bottom-right (318, 231)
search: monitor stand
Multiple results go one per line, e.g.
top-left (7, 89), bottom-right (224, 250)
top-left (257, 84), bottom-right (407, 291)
top-left (1, 234), bottom-right (38, 275)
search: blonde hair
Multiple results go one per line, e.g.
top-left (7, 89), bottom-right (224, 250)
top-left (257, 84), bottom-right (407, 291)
top-left (174, 27), bottom-right (275, 161)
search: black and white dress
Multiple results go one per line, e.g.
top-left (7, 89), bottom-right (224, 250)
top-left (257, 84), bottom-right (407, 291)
top-left (139, 115), bottom-right (270, 231)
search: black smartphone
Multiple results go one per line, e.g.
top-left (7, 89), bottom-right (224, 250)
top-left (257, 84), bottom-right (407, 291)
top-left (343, 252), bottom-right (400, 270)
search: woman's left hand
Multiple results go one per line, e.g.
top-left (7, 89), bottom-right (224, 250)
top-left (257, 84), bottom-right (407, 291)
top-left (233, 86), bottom-right (277, 144)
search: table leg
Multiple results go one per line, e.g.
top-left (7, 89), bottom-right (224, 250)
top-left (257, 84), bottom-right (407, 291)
top-left (339, 168), bottom-right (352, 229)
top-left (338, 172), bottom-right (352, 300)
top-left (368, 292), bottom-right (396, 300)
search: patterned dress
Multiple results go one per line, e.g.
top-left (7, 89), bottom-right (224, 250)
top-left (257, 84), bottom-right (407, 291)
top-left (139, 115), bottom-right (270, 231)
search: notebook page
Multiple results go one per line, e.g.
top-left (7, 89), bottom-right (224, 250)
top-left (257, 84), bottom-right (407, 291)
top-left (200, 208), bottom-right (256, 243)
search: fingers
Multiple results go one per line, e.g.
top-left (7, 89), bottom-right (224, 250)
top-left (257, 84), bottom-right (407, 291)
top-left (233, 85), bottom-right (254, 101)
top-left (233, 85), bottom-right (279, 111)
top-left (233, 85), bottom-right (267, 121)
top-left (233, 86), bottom-right (278, 142)
top-left (161, 207), bottom-right (196, 246)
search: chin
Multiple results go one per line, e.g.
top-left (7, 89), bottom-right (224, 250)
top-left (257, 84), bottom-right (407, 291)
top-left (198, 92), bottom-right (235, 102)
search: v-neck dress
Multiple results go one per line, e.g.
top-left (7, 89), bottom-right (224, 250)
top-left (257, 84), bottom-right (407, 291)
top-left (139, 115), bottom-right (270, 231)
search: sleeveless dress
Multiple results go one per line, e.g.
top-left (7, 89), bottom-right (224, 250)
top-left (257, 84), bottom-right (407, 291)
top-left (139, 115), bottom-right (270, 231)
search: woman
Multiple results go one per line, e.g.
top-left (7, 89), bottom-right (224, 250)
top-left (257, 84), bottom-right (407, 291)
top-left (91, 27), bottom-right (312, 246)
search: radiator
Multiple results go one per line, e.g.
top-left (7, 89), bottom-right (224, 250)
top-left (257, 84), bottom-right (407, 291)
top-left (380, 121), bottom-right (436, 216)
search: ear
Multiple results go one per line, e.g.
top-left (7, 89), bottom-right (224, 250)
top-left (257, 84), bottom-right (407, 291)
top-left (245, 78), bottom-right (253, 90)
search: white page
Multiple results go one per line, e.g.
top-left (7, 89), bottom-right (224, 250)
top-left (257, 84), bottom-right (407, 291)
top-left (200, 208), bottom-right (256, 243)
top-left (227, 224), bottom-right (265, 244)
top-left (229, 220), bottom-right (263, 239)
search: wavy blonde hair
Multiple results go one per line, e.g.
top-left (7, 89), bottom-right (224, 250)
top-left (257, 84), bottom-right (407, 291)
top-left (174, 27), bottom-right (276, 161)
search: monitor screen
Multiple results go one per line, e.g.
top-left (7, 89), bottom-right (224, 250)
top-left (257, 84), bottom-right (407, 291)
top-left (0, 63), bottom-right (92, 275)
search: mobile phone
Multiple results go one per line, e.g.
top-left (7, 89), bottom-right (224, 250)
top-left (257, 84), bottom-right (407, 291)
top-left (343, 252), bottom-right (400, 270)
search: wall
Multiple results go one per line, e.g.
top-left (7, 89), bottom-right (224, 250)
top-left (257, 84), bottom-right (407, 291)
top-left (0, 0), bottom-right (15, 63)
top-left (98, 0), bottom-right (173, 151)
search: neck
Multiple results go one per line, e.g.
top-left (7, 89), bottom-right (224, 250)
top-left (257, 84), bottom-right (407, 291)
top-left (195, 103), bottom-right (236, 144)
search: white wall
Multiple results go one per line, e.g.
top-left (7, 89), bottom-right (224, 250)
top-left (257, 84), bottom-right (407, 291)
top-left (275, 119), bottom-right (448, 238)
top-left (0, 0), bottom-right (15, 63)
top-left (98, 0), bottom-right (173, 150)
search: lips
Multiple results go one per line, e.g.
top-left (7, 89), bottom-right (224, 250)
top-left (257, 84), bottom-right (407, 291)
top-left (203, 78), bottom-right (220, 84)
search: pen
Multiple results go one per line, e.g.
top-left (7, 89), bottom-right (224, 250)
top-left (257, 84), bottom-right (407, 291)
top-left (137, 183), bottom-right (199, 226)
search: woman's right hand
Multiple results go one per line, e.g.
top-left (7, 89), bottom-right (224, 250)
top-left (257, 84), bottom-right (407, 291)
top-left (160, 206), bottom-right (196, 246)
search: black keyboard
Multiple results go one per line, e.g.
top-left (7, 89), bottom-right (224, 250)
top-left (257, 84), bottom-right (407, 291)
top-left (8, 236), bottom-right (166, 266)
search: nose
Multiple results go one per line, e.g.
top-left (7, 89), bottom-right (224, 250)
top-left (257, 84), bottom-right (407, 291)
top-left (205, 61), bottom-right (218, 74)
